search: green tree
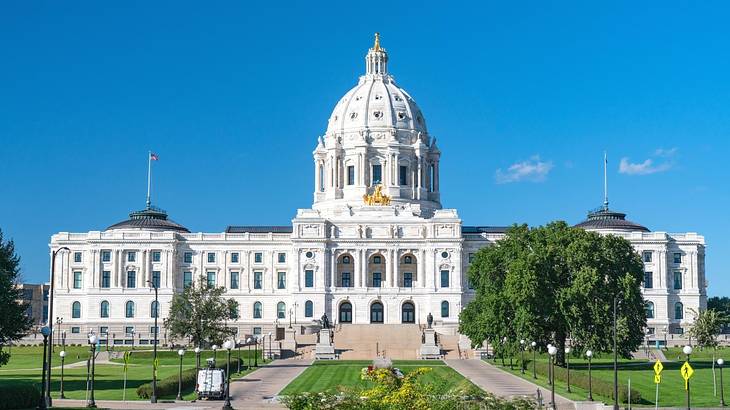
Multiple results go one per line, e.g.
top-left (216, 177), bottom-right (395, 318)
top-left (708, 296), bottom-right (730, 314)
top-left (688, 308), bottom-right (725, 349)
top-left (164, 277), bottom-right (239, 347)
top-left (0, 229), bottom-right (33, 366)
top-left (460, 221), bottom-right (646, 366)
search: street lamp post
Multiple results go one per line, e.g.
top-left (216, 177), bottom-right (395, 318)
top-left (289, 308), bottom-right (293, 329)
top-left (586, 350), bottom-right (594, 401)
top-left (253, 337), bottom-right (258, 367)
top-left (613, 297), bottom-right (619, 410)
top-left (38, 326), bottom-right (50, 410)
top-left (54, 317), bottom-right (63, 353)
top-left (719, 358), bottom-right (726, 407)
top-left (146, 279), bottom-right (159, 403)
top-left (213, 344), bottom-right (219, 365)
top-left (565, 346), bottom-right (572, 393)
top-left (684, 345), bottom-right (693, 410)
top-left (176, 349), bottom-right (184, 400)
top-left (87, 334), bottom-right (98, 408)
top-left (195, 347), bottom-right (201, 374)
top-left (268, 332), bottom-right (273, 361)
top-left (237, 340), bottom-right (242, 373)
top-left (547, 344), bottom-right (553, 386)
top-left (531, 341), bottom-right (537, 379)
top-left (246, 338), bottom-right (252, 369)
top-left (548, 345), bottom-right (557, 410)
top-left (59, 350), bottom-right (66, 399)
top-left (46, 246), bottom-right (69, 409)
top-left (61, 330), bottom-right (66, 351)
top-left (222, 340), bottom-right (234, 410)
top-left (520, 339), bottom-right (525, 374)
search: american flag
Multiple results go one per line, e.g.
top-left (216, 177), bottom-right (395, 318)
top-left (150, 152), bottom-right (159, 161)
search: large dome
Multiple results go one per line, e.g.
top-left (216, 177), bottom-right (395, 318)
top-left (325, 34), bottom-right (427, 136)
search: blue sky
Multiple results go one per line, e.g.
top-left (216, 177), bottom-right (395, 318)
top-left (1, 2), bottom-right (728, 295)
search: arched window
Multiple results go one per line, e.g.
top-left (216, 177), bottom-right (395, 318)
top-left (72, 301), bottom-right (81, 318)
top-left (100, 301), bottom-right (109, 318)
top-left (645, 301), bottom-right (654, 319)
top-left (339, 302), bottom-right (352, 323)
top-left (402, 302), bottom-right (415, 323)
top-left (441, 301), bottom-right (450, 318)
top-left (277, 302), bottom-right (286, 319)
top-left (150, 301), bottom-right (159, 318)
top-left (253, 301), bottom-right (262, 319)
top-left (675, 302), bottom-right (684, 320)
top-left (125, 301), bottom-right (135, 318)
top-left (305, 300), bottom-right (314, 318)
top-left (370, 301), bottom-right (384, 323)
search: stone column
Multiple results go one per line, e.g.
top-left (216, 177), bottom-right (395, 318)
top-left (393, 250), bottom-right (400, 288)
top-left (330, 250), bottom-right (336, 288)
top-left (386, 249), bottom-right (394, 288)
top-left (354, 249), bottom-right (361, 288)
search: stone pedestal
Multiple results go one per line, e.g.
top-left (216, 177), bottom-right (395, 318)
top-left (282, 328), bottom-right (297, 351)
top-left (419, 328), bottom-right (441, 359)
top-left (315, 328), bottom-right (336, 360)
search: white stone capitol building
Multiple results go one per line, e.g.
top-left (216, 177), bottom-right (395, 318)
top-left (50, 36), bottom-right (706, 346)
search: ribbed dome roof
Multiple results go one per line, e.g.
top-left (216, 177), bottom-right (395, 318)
top-left (106, 206), bottom-right (189, 232)
top-left (325, 34), bottom-right (426, 136)
top-left (575, 207), bottom-right (649, 232)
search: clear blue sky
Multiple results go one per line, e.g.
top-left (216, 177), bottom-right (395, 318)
top-left (1, 2), bottom-right (728, 295)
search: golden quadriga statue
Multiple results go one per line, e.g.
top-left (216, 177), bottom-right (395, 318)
top-left (363, 185), bottom-right (391, 206)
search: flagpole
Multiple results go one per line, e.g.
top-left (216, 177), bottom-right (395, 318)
top-left (146, 151), bottom-right (152, 208)
top-left (603, 151), bottom-right (608, 210)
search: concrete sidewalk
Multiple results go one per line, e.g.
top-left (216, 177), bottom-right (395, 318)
top-left (230, 357), bottom-right (313, 408)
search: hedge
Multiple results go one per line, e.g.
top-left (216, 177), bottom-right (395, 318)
top-left (528, 361), bottom-right (641, 404)
top-left (0, 382), bottom-right (40, 410)
top-left (136, 357), bottom-right (242, 399)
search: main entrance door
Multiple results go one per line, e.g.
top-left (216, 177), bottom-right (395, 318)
top-left (339, 302), bottom-right (352, 323)
top-left (401, 302), bottom-right (415, 323)
top-left (370, 302), bottom-right (384, 323)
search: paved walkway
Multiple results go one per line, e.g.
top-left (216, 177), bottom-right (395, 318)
top-left (447, 359), bottom-right (577, 410)
top-left (230, 357), bottom-right (313, 408)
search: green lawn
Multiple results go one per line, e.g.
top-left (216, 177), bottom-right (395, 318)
top-left (280, 360), bottom-right (478, 395)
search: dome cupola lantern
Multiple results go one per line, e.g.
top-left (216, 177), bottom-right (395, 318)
top-left (366, 33), bottom-right (389, 76)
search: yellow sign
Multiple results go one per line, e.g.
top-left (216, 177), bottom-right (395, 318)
top-left (653, 360), bottom-right (664, 375)
top-left (681, 361), bottom-right (694, 390)
top-left (654, 374), bottom-right (661, 384)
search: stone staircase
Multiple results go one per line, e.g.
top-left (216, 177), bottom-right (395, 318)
top-left (334, 324), bottom-right (423, 359)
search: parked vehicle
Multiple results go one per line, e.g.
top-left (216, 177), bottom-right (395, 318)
top-left (196, 359), bottom-right (226, 400)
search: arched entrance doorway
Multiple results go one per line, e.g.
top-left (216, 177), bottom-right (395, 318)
top-left (401, 302), bottom-right (415, 323)
top-left (339, 302), bottom-right (352, 323)
top-left (370, 301), bottom-right (384, 323)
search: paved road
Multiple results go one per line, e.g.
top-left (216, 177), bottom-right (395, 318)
top-left (447, 359), bottom-right (577, 410)
top-left (230, 357), bottom-right (313, 408)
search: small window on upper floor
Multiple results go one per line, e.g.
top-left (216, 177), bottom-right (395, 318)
top-left (152, 251), bottom-right (161, 263)
top-left (231, 252), bottom-right (239, 263)
top-left (101, 251), bottom-right (111, 262)
top-left (347, 166), bottom-right (355, 186)
top-left (399, 165), bottom-right (408, 186)
top-left (254, 252), bottom-right (263, 264)
top-left (373, 256), bottom-right (382, 265)
top-left (342, 256), bottom-right (350, 264)
top-left (183, 252), bottom-right (193, 264)
top-left (404, 255), bottom-right (413, 264)
top-left (372, 165), bottom-right (382, 185)
top-left (278, 253), bottom-right (286, 263)
top-left (644, 272), bottom-right (653, 289)
top-left (127, 251), bottom-right (136, 262)
top-left (74, 252), bottom-right (82, 263)
top-left (643, 251), bottom-right (653, 263)
top-left (207, 252), bottom-right (216, 263)
top-left (468, 253), bottom-right (475, 263)
top-left (673, 253), bottom-right (682, 264)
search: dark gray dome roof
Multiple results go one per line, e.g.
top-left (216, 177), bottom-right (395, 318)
top-left (106, 206), bottom-right (189, 232)
top-left (575, 207), bottom-right (649, 232)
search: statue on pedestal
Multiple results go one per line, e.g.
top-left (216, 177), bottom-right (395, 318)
top-left (321, 313), bottom-right (331, 330)
top-left (427, 312), bottom-right (433, 329)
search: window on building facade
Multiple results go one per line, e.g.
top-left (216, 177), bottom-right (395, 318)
top-left (207, 252), bottom-right (216, 263)
top-left (152, 251), bottom-right (161, 262)
top-left (100, 326), bottom-right (109, 335)
top-left (373, 272), bottom-right (382, 288)
top-left (645, 301), bottom-right (654, 319)
top-left (151, 271), bottom-right (160, 288)
top-left (372, 164), bottom-right (382, 185)
top-left (100, 301), bottom-right (109, 318)
top-left (101, 271), bottom-right (110, 288)
top-left (150, 301), bottom-right (159, 318)
top-left (73, 271), bottom-right (82, 289)
top-left (644, 272), bottom-right (653, 289)
top-left (674, 271), bottom-right (682, 290)
top-left (643, 251), bottom-right (653, 263)
top-left (253, 326), bottom-right (262, 335)
top-left (101, 250), bottom-right (111, 262)
top-left (440, 270), bottom-right (449, 288)
top-left (305, 300), bottom-right (313, 317)
top-left (347, 165), bottom-right (355, 185)
top-left (254, 252), bottom-right (263, 263)
top-left (278, 253), bottom-right (286, 263)
top-left (399, 165), bottom-right (408, 185)
top-left (127, 271), bottom-right (136, 288)
top-left (254, 272), bottom-right (263, 289)
top-left (74, 252), bottom-right (82, 263)
top-left (675, 302), bottom-right (684, 320)
top-left (373, 256), bottom-right (381, 264)
top-left (277, 272), bottom-right (286, 289)
top-left (125, 301), bottom-right (135, 318)
top-left (342, 272), bottom-right (351, 287)
top-left (206, 271), bottom-right (216, 289)
top-left (469, 253), bottom-right (475, 263)
top-left (441, 301), bottom-right (450, 318)
top-left (253, 302), bottom-right (262, 318)
top-left (183, 252), bottom-right (193, 263)
top-left (125, 326), bottom-right (134, 335)
top-left (404, 255), bottom-right (412, 264)
top-left (71, 326), bottom-right (80, 334)
top-left (674, 253), bottom-right (682, 264)
top-left (230, 272), bottom-right (239, 289)
top-left (277, 302), bottom-right (286, 319)
top-left (342, 256), bottom-right (350, 264)
top-left (183, 271), bottom-right (192, 288)
top-left (150, 326), bottom-right (158, 337)
top-left (305, 270), bottom-right (314, 287)
top-left (404, 272), bottom-right (413, 288)
top-left (127, 251), bottom-right (136, 262)
top-left (231, 252), bottom-right (239, 263)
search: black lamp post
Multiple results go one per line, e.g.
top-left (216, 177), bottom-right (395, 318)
top-left (87, 334), bottom-right (98, 408)
top-left (531, 341), bottom-right (537, 379)
top-left (59, 350), bottom-right (66, 399)
top-left (38, 326), bottom-right (50, 410)
top-left (565, 346), bottom-right (572, 393)
top-left (613, 297), bottom-right (619, 410)
top-left (222, 340), bottom-right (234, 410)
top-left (586, 349), bottom-right (594, 401)
top-left (46, 246), bottom-right (69, 409)
top-left (268, 332), bottom-right (273, 361)
top-left (213, 344), bottom-right (219, 365)
top-left (519, 339), bottom-right (525, 374)
top-left (176, 349), bottom-right (185, 400)
top-left (254, 337), bottom-right (258, 367)
top-left (246, 338), bottom-right (252, 369)
top-left (547, 344), bottom-right (553, 386)
top-left (719, 358), bottom-right (726, 407)
top-left (146, 279), bottom-right (159, 403)
top-left (195, 347), bottom-right (201, 374)
top-left (548, 345), bottom-right (557, 410)
top-left (684, 345), bottom-right (693, 410)
top-left (237, 340), bottom-right (242, 373)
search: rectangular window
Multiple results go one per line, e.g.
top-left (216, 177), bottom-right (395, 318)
top-left (404, 272), bottom-right (413, 288)
top-left (127, 251), bottom-right (136, 262)
top-left (347, 165), bottom-right (355, 185)
top-left (151, 271), bottom-right (161, 288)
top-left (206, 271), bottom-right (216, 288)
top-left (278, 253), bottom-right (286, 263)
top-left (373, 272), bottom-right (382, 288)
top-left (467, 278), bottom-right (474, 290)
top-left (342, 272), bottom-right (351, 287)
top-left (643, 251), bottom-right (653, 263)
top-left (253, 327), bottom-right (262, 336)
top-left (207, 252), bottom-right (216, 263)
top-left (644, 272), bottom-right (653, 289)
top-left (100, 326), bottom-right (108, 335)
top-left (277, 272), bottom-right (286, 289)
top-left (372, 164), bottom-right (382, 185)
top-left (152, 251), bottom-right (161, 262)
top-left (305, 270), bottom-right (314, 288)
top-left (373, 256), bottom-right (382, 264)
top-left (230, 271), bottom-right (239, 289)
top-left (440, 270), bottom-right (450, 288)
top-left (74, 252), bottom-right (82, 263)
top-left (674, 271), bottom-right (683, 290)
top-left (149, 326), bottom-right (158, 337)
top-left (399, 165), bottom-right (408, 185)
top-left (127, 271), bottom-right (136, 288)
top-left (71, 327), bottom-right (80, 334)
top-left (183, 252), bottom-right (193, 263)
top-left (468, 253), bottom-right (475, 263)
top-left (125, 326), bottom-right (134, 335)
top-left (183, 271), bottom-right (192, 288)
top-left (101, 271), bottom-right (110, 288)
top-left (73, 271), bottom-right (82, 289)
top-left (254, 252), bottom-right (263, 263)
top-left (101, 251), bottom-right (111, 262)
top-left (673, 253), bottom-right (682, 264)
top-left (254, 272), bottom-right (263, 289)
top-left (231, 253), bottom-right (239, 263)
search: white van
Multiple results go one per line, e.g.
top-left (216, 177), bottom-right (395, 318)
top-left (196, 365), bottom-right (226, 400)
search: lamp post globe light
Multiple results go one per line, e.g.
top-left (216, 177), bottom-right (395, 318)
top-left (212, 344), bottom-right (219, 365)
top-left (565, 347), bottom-right (572, 393)
top-left (246, 338), bottom-right (252, 369)
top-left (519, 339), bottom-right (525, 374)
top-left (38, 326), bottom-right (51, 410)
top-left (59, 350), bottom-right (66, 399)
top-left (222, 340), bottom-right (234, 410)
top-left (267, 332), bottom-right (273, 361)
top-left (586, 350), bottom-right (594, 401)
top-left (684, 345), bottom-right (693, 410)
top-left (718, 358), bottom-right (726, 407)
top-left (236, 340), bottom-right (242, 373)
top-left (176, 349), bottom-right (185, 401)
top-left (546, 344), bottom-right (553, 386)
top-left (194, 347), bottom-right (201, 373)
top-left (531, 341), bottom-right (537, 379)
top-left (548, 345), bottom-right (558, 410)
top-left (87, 334), bottom-right (98, 408)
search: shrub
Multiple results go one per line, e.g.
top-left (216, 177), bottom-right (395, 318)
top-left (0, 382), bottom-right (40, 410)
top-left (136, 357), bottom-right (242, 399)
top-left (531, 361), bottom-right (641, 404)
